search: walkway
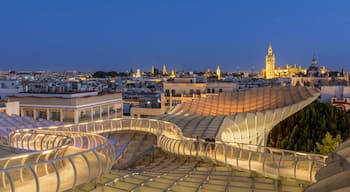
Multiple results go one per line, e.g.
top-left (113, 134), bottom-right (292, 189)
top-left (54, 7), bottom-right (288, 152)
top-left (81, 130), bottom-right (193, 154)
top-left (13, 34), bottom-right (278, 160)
top-left (0, 118), bottom-right (327, 191)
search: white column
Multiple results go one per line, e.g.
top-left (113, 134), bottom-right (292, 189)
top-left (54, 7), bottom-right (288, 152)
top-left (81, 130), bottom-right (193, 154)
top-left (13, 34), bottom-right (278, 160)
top-left (90, 107), bottom-right (94, 122)
top-left (107, 104), bottom-right (110, 120)
top-left (170, 94), bottom-right (173, 106)
top-left (46, 108), bottom-right (50, 120)
top-left (74, 110), bottom-right (79, 124)
top-left (115, 104), bottom-right (119, 118)
top-left (121, 101), bottom-right (123, 118)
top-left (33, 109), bottom-right (37, 120)
top-left (60, 109), bottom-right (64, 122)
top-left (99, 106), bottom-right (102, 120)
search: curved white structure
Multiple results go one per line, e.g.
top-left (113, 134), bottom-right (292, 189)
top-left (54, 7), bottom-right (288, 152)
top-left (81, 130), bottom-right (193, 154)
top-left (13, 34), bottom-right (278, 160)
top-left (216, 92), bottom-right (318, 145)
top-left (0, 86), bottom-right (326, 191)
top-left (0, 118), bottom-right (326, 191)
top-left (165, 86), bottom-right (320, 146)
top-left (306, 138), bottom-right (350, 192)
top-left (2, 129), bottom-right (115, 192)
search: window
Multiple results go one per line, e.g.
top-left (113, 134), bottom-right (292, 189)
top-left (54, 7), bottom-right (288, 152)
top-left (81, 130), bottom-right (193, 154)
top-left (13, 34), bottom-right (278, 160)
top-left (207, 89), bottom-right (210, 93)
top-left (51, 112), bottom-right (60, 121)
top-left (38, 111), bottom-right (47, 120)
top-left (171, 89), bottom-right (175, 96)
top-left (172, 100), bottom-right (182, 106)
top-left (212, 89), bottom-right (215, 93)
top-left (116, 108), bottom-right (122, 118)
top-left (25, 110), bottom-right (33, 117)
top-left (165, 89), bottom-right (170, 96)
top-left (219, 89), bottom-right (223, 93)
top-left (165, 99), bottom-right (170, 106)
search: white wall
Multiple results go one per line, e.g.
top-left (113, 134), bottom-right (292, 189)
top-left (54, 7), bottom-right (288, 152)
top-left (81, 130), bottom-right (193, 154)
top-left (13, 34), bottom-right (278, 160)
top-left (320, 86), bottom-right (350, 103)
top-left (344, 87), bottom-right (350, 98)
top-left (6, 101), bottom-right (19, 116)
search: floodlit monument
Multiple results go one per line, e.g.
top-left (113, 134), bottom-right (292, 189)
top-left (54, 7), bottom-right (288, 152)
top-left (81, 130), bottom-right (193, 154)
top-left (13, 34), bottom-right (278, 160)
top-left (0, 86), bottom-right (335, 191)
top-left (261, 44), bottom-right (308, 78)
top-left (265, 43), bottom-right (276, 79)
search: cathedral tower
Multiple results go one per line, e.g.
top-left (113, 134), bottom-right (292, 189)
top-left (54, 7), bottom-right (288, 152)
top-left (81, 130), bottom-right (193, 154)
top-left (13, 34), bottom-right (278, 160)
top-left (216, 65), bottom-right (221, 80)
top-left (162, 64), bottom-right (167, 76)
top-left (151, 65), bottom-right (155, 75)
top-left (265, 43), bottom-right (275, 79)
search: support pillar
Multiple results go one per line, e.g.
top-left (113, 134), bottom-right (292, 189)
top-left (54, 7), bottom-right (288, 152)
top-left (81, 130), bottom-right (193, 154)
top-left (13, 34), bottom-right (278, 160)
top-left (107, 104), bottom-right (110, 120)
top-left (114, 104), bottom-right (117, 118)
top-left (33, 109), bottom-right (37, 120)
top-left (74, 110), bottom-right (79, 124)
top-left (99, 106), bottom-right (102, 120)
top-left (60, 109), bottom-right (63, 122)
top-left (46, 108), bottom-right (50, 120)
top-left (120, 102), bottom-right (123, 118)
top-left (90, 107), bottom-right (93, 122)
top-left (170, 95), bottom-right (173, 107)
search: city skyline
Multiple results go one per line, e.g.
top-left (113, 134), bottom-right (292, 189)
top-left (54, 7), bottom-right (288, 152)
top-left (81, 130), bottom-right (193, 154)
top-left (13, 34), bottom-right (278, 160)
top-left (0, 0), bottom-right (350, 72)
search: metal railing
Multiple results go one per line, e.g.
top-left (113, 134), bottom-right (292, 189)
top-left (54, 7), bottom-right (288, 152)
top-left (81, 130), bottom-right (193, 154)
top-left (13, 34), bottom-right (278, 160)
top-left (46, 118), bottom-right (326, 182)
top-left (159, 135), bottom-right (326, 182)
top-left (0, 118), bottom-right (327, 191)
top-left (1, 129), bottom-right (114, 191)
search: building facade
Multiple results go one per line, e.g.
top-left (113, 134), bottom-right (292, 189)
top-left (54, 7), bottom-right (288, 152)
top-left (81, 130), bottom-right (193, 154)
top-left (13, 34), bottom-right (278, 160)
top-left (320, 86), bottom-right (350, 111)
top-left (162, 78), bottom-right (238, 111)
top-left (275, 64), bottom-right (307, 77)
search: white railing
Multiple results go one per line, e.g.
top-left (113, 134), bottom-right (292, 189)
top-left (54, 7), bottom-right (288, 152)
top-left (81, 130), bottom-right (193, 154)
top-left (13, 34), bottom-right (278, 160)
top-left (49, 118), bottom-right (326, 182)
top-left (1, 129), bottom-right (114, 192)
top-left (159, 135), bottom-right (326, 182)
top-left (0, 118), bottom-right (326, 191)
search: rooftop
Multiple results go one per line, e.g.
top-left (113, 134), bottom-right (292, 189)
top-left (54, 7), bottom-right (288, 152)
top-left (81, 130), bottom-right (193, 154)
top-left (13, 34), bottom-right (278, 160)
top-left (14, 91), bottom-right (99, 98)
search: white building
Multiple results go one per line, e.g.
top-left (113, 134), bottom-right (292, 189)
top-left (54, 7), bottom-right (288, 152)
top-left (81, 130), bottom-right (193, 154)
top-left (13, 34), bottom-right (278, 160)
top-left (9, 92), bottom-right (123, 123)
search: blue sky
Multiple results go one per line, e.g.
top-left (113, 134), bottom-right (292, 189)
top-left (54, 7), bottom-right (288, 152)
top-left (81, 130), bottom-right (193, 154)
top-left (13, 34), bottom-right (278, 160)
top-left (0, 0), bottom-right (349, 72)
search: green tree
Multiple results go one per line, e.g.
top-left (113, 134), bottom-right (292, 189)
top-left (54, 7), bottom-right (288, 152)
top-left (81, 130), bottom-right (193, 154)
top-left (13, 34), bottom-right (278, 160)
top-left (267, 101), bottom-right (350, 153)
top-left (316, 132), bottom-right (342, 155)
top-left (92, 71), bottom-right (106, 78)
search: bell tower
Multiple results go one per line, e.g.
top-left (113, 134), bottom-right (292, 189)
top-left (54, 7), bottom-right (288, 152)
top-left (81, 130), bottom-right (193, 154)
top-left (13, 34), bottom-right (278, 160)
top-left (216, 66), bottom-right (221, 80)
top-left (265, 43), bottom-right (275, 79)
top-left (162, 64), bottom-right (167, 76)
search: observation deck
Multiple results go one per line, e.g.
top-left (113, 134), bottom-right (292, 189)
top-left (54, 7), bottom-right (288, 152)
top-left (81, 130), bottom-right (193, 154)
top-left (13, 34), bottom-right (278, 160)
top-left (0, 118), bottom-right (326, 191)
top-left (0, 86), bottom-right (332, 191)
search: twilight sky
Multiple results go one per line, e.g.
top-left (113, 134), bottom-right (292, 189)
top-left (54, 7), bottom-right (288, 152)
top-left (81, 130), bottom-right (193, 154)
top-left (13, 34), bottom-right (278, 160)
top-left (0, 0), bottom-right (349, 72)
